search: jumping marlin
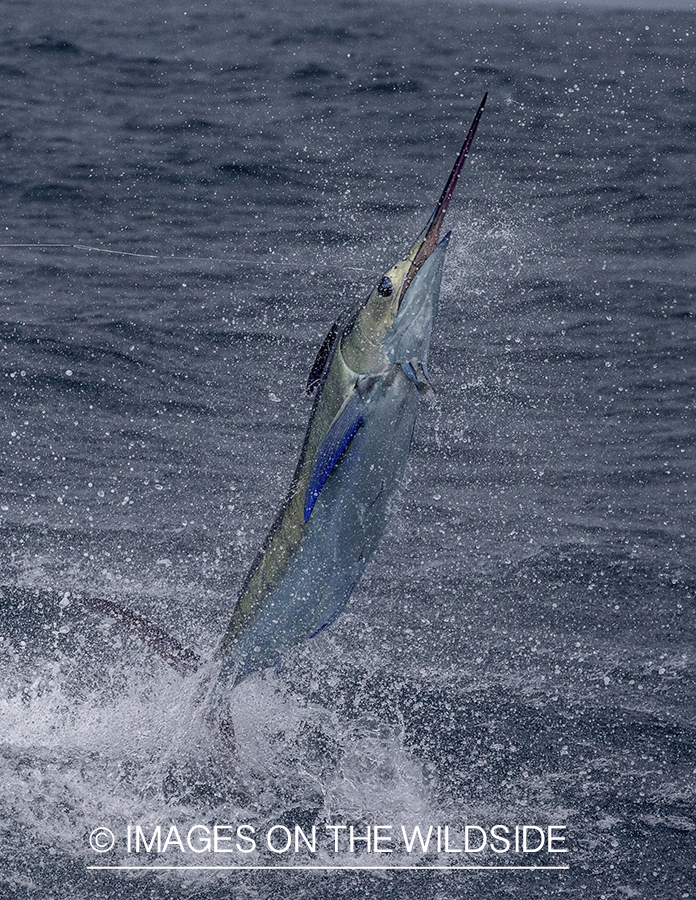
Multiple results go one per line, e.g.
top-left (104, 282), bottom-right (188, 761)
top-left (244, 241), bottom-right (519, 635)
top-left (81, 95), bottom-right (487, 700)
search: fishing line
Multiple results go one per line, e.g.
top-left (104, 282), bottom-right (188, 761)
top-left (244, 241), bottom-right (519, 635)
top-left (0, 242), bottom-right (234, 262)
top-left (0, 244), bottom-right (393, 298)
top-left (0, 242), bottom-right (378, 272)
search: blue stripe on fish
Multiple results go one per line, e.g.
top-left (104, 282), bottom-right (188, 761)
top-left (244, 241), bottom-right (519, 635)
top-left (304, 391), bottom-right (365, 522)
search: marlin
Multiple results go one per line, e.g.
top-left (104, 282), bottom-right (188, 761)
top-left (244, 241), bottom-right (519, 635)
top-left (80, 95), bottom-right (487, 703)
top-left (210, 94), bottom-right (487, 692)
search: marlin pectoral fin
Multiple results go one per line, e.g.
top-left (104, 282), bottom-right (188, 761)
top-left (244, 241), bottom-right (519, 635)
top-left (400, 359), bottom-right (433, 394)
top-left (304, 391), bottom-right (365, 522)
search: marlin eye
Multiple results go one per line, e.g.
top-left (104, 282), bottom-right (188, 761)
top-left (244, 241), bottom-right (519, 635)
top-left (377, 276), bottom-right (393, 297)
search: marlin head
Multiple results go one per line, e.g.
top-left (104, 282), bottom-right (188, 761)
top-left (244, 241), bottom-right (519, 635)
top-left (339, 92), bottom-right (487, 379)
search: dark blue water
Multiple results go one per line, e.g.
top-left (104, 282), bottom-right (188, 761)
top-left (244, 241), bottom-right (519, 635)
top-left (1, 1), bottom-right (694, 898)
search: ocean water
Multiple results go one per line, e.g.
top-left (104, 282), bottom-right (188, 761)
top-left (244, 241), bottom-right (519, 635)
top-left (0, 0), bottom-right (694, 897)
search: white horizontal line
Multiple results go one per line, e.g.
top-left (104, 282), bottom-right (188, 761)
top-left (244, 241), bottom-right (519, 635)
top-left (88, 864), bottom-right (570, 872)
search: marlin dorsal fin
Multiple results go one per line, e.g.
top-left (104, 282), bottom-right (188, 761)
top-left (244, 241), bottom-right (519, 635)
top-left (305, 319), bottom-right (340, 396)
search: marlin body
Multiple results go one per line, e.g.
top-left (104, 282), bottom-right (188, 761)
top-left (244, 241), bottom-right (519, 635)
top-left (79, 96), bottom-right (486, 696)
top-left (211, 95), bottom-right (487, 691)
